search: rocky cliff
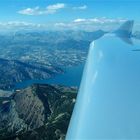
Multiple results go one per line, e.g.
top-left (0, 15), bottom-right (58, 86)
top-left (0, 84), bottom-right (77, 140)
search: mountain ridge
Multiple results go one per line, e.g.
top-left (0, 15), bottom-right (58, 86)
top-left (0, 84), bottom-right (77, 140)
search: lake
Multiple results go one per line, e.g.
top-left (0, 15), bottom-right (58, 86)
top-left (15, 63), bottom-right (85, 89)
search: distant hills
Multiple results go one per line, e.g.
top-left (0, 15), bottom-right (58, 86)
top-left (0, 31), bottom-right (92, 90)
top-left (0, 30), bottom-right (140, 90)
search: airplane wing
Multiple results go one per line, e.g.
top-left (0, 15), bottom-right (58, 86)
top-left (132, 49), bottom-right (140, 51)
top-left (66, 34), bottom-right (140, 139)
top-left (119, 37), bottom-right (133, 45)
top-left (116, 20), bottom-right (134, 36)
top-left (114, 20), bottom-right (134, 45)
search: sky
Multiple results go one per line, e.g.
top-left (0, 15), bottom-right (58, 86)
top-left (0, 0), bottom-right (140, 31)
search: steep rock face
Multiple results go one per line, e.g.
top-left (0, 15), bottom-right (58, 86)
top-left (0, 100), bottom-right (28, 139)
top-left (14, 87), bottom-right (46, 130)
top-left (0, 84), bottom-right (77, 140)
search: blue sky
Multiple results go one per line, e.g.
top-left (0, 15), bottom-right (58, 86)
top-left (0, 0), bottom-right (140, 31)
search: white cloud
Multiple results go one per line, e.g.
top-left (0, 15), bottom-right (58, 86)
top-left (55, 18), bottom-right (127, 31)
top-left (0, 21), bottom-right (34, 27)
top-left (18, 7), bottom-right (40, 15)
top-left (73, 18), bottom-right (86, 23)
top-left (54, 22), bottom-right (66, 26)
top-left (18, 3), bottom-right (65, 15)
top-left (73, 18), bottom-right (126, 24)
top-left (73, 5), bottom-right (87, 10)
top-left (47, 3), bottom-right (65, 10)
top-left (0, 21), bottom-right (45, 32)
top-left (0, 18), bottom-right (129, 32)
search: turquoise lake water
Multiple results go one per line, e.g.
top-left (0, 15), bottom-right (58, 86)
top-left (15, 63), bottom-right (85, 89)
